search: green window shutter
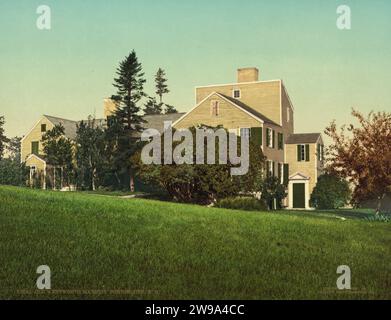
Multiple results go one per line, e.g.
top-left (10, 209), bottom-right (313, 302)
top-left (305, 144), bottom-right (310, 162)
top-left (266, 161), bottom-right (270, 177)
top-left (283, 164), bottom-right (289, 185)
top-left (278, 163), bottom-right (282, 181)
top-left (297, 145), bottom-right (301, 161)
top-left (272, 130), bottom-right (275, 148)
top-left (250, 127), bottom-right (262, 146)
top-left (31, 141), bottom-right (39, 155)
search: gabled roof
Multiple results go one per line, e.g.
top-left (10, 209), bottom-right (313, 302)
top-left (41, 113), bottom-right (185, 139)
top-left (173, 91), bottom-right (281, 128)
top-left (286, 133), bottom-right (321, 144)
top-left (25, 154), bottom-right (46, 164)
top-left (44, 115), bottom-right (79, 140)
top-left (219, 94), bottom-right (280, 126)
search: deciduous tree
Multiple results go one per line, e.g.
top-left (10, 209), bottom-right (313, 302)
top-left (325, 109), bottom-right (391, 213)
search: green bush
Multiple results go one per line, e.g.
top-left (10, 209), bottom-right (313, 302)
top-left (310, 174), bottom-right (351, 209)
top-left (216, 197), bottom-right (268, 211)
top-left (0, 159), bottom-right (28, 186)
top-left (365, 214), bottom-right (391, 223)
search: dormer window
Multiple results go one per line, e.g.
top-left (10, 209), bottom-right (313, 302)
top-left (233, 89), bottom-right (241, 99)
top-left (211, 100), bottom-right (219, 117)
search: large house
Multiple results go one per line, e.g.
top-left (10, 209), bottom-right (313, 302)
top-left (21, 67), bottom-right (324, 209)
top-left (172, 68), bottom-right (324, 209)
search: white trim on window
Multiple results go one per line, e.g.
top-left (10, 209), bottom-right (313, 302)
top-left (239, 127), bottom-right (251, 138)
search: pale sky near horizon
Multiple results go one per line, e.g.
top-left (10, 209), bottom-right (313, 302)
top-left (0, 0), bottom-right (390, 139)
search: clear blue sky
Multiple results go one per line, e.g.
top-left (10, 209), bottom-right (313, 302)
top-left (0, 0), bottom-right (390, 138)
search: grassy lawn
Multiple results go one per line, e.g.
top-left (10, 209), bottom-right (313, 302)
top-left (0, 186), bottom-right (390, 300)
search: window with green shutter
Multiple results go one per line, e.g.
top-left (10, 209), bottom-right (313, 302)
top-left (272, 130), bottom-right (276, 148)
top-left (278, 163), bottom-right (282, 182)
top-left (297, 144), bottom-right (310, 162)
top-left (31, 141), bottom-right (39, 155)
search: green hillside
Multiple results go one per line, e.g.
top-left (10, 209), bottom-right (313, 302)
top-left (0, 186), bottom-right (389, 299)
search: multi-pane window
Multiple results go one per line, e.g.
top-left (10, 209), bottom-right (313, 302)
top-left (278, 132), bottom-right (284, 150)
top-left (278, 163), bottom-right (283, 183)
top-left (266, 128), bottom-right (275, 148)
top-left (317, 144), bottom-right (324, 161)
top-left (266, 160), bottom-right (275, 177)
top-left (297, 144), bottom-right (310, 162)
top-left (240, 128), bottom-right (251, 139)
top-left (41, 124), bottom-right (47, 132)
top-left (211, 100), bottom-right (219, 116)
top-left (233, 89), bottom-right (241, 99)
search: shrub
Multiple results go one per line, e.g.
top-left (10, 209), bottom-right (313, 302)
top-left (260, 176), bottom-right (287, 210)
top-left (310, 174), bottom-right (351, 209)
top-left (365, 214), bottom-right (391, 223)
top-left (216, 197), bottom-right (268, 211)
top-left (0, 158), bottom-right (28, 186)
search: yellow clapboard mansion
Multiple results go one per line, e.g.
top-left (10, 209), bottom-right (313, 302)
top-left (21, 67), bottom-right (324, 209)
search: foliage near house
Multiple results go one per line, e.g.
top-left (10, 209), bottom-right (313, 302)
top-left (0, 186), bottom-right (390, 299)
top-left (0, 116), bottom-right (8, 159)
top-left (75, 118), bottom-right (105, 190)
top-left (325, 109), bottom-right (391, 213)
top-left (216, 196), bottom-right (268, 211)
top-left (310, 174), bottom-right (351, 209)
top-left (260, 176), bottom-right (287, 210)
top-left (42, 124), bottom-right (74, 188)
top-left (133, 125), bottom-right (266, 204)
top-left (143, 96), bottom-right (163, 115)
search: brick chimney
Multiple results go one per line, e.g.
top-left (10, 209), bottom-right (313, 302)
top-left (103, 98), bottom-right (118, 118)
top-left (237, 67), bottom-right (259, 83)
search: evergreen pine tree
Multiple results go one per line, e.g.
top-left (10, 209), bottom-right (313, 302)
top-left (111, 50), bottom-right (146, 191)
top-left (143, 96), bottom-right (163, 115)
top-left (155, 68), bottom-right (169, 104)
top-left (164, 104), bottom-right (178, 114)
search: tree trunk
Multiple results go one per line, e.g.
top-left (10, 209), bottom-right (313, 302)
top-left (92, 167), bottom-right (96, 191)
top-left (114, 172), bottom-right (121, 188)
top-left (376, 193), bottom-right (386, 215)
top-left (130, 173), bottom-right (135, 192)
top-left (53, 167), bottom-right (56, 190)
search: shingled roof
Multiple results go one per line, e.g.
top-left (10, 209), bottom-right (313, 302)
top-left (44, 115), bottom-right (79, 140)
top-left (286, 133), bottom-right (321, 144)
top-left (44, 113), bottom-right (185, 139)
